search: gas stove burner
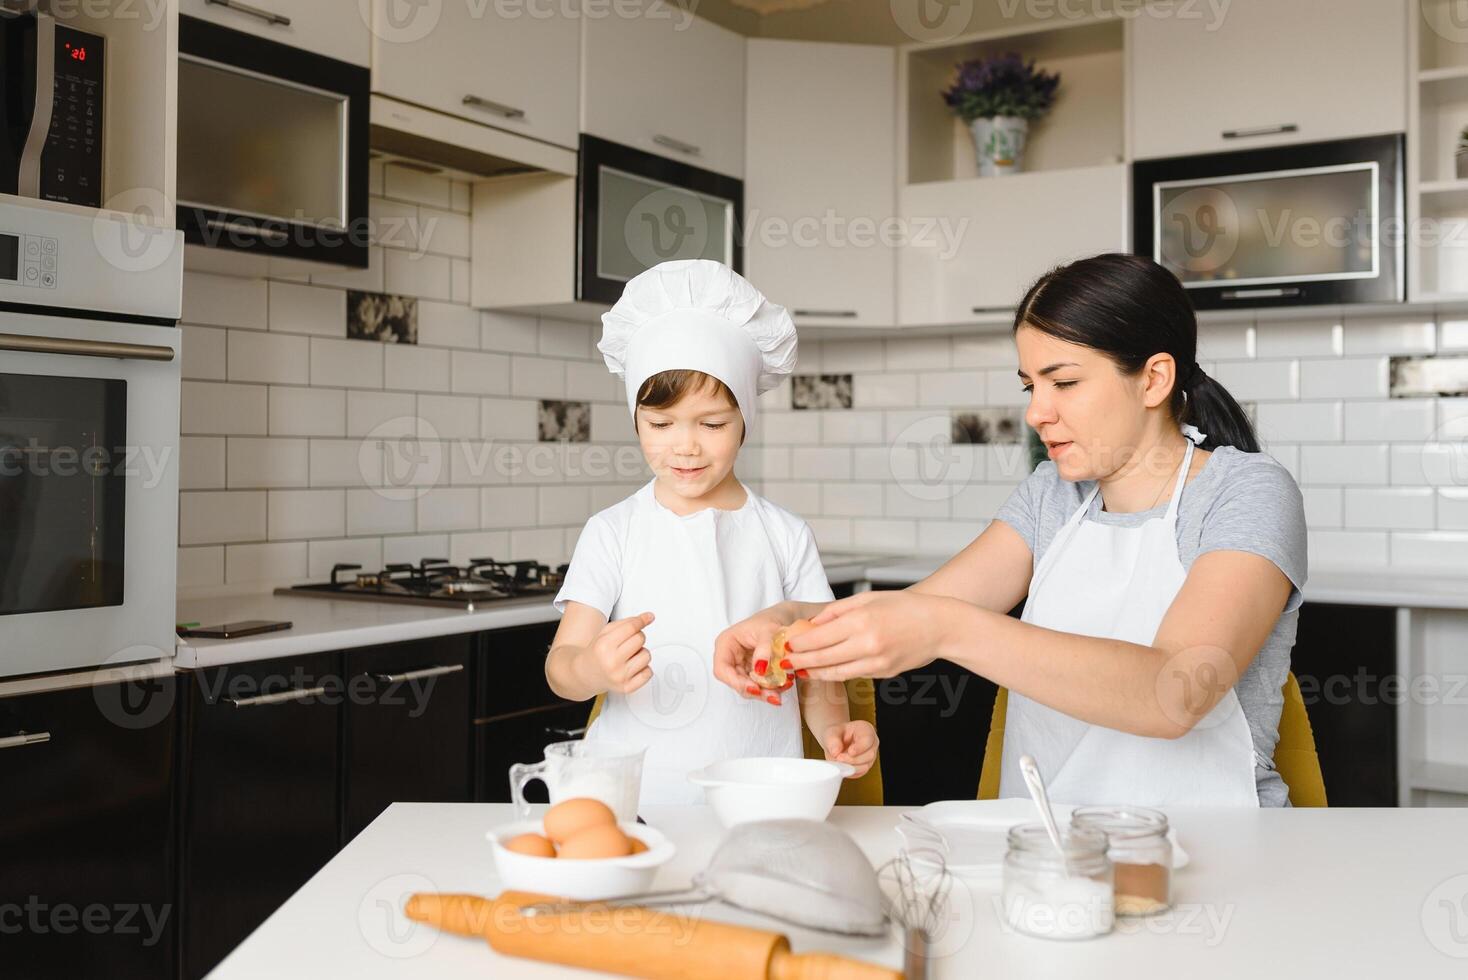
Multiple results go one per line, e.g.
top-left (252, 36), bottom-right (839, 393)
top-left (278, 557), bottom-right (572, 608)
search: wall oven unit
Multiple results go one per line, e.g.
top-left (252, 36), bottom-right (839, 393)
top-left (0, 197), bottom-right (183, 678)
top-left (177, 15), bottom-right (369, 267)
top-left (578, 134), bottom-right (742, 305)
top-left (1132, 134), bottom-right (1404, 309)
top-left (1, 7), bottom-right (106, 207)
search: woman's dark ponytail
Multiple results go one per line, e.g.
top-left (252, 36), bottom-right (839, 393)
top-left (1013, 252), bottom-right (1260, 454)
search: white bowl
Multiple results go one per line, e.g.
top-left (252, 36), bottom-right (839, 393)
top-left (486, 820), bottom-right (675, 900)
top-left (688, 757), bottom-right (855, 827)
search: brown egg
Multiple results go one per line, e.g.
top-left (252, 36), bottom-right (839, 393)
top-left (558, 824), bottom-right (633, 860)
top-left (758, 619), bottom-right (815, 690)
top-left (502, 833), bottom-right (556, 858)
top-left (543, 797), bottom-right (617, 845)
top-left (627, 836), bottom-right (649, 855)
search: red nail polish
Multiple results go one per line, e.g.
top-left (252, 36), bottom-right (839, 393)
top-left (779, 659), bottom-right (793, 670)
top-left (753, 659), bottom-right (768, 675)
top-left (745, 685), bottom-right (759, 695)
top-left (796, 668), bottom-right (809, 679)
top-left (779, 678), bottom-right (794, 692)
top-left (765, 695), bottom-right (780, 706)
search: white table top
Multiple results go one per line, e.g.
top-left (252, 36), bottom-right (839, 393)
top-left (209, 803), bottom-right (1468, 979)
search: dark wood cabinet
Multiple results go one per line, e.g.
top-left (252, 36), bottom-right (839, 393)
top-left (472, 622), bottom-right (585, 802)
top-left (177, 653), bottom-right (343, 980)
top-left (341, 636), bottom-right (473, 842)
top-left (0, 675), bottom-right (178, 980)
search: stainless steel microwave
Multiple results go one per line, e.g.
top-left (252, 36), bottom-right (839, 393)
top-left (577, 134), bottom-right (743, 305)
top-left (176, 14), bottom-right (370, 267)
top-left (1132, 134), bottom-right (1405, 309)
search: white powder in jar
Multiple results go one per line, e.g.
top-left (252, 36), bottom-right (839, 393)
top-left (1002, 875), bottom-right (1115, 940)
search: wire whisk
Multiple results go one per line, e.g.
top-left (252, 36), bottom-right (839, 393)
top-left (877, 845), bottom-right (953, 980)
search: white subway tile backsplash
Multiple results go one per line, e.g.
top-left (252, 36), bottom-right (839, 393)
top-left (1197, 323), bottom-right (1255, 360)
top-left (311, 439), bottom-right (380, 488)
top-left (885, 483), bottom-right (949, 519)
top-left (1343, 488), bottom-right (1434, 530)
top-left (918, 371), bottom-right (985, 407)
top-left (1300, 444), bottom-right (1388, 485)
top-left (566, 361), bottom-right (618, 403)
top-left (182, 382), bottom-right (267, 435)
top-left (853, 373), bottom-right (916, 408)
top-left (481, 487), bottom-right (538, 527)
top-left (823, 339), bottom-right (885, 373)
top-left (510, 527), bottom-right (569, 564)
top-left (347, 488), bottom-right (416, 535)
top-left (486, 398), bottom-right (542, 442)
top-left (1343, 400), bottom-right (1436, 442)
top-left (1213, 360), bottom-right (1299, 400)
top-left (311, 337), bottom-right (384, 389)
top-left (382, 534), bottom-right (450, 565)
top-left (227, 330), bottom-right (309, 385)
top-left (1441, 398), bottom-right (1468, 438)
top-left (1254, 319), bottom-right (1342, 358)
top-left (792, 447), bottom-right (851, 481)
top-left (823, 483), bottom-right (883, 517)
top-left (1340, 317), bottom-right (1436, 356)
top-left (1299, 487), bottom-right (1342, 528)
top-left (417, 394), bottom-right (480, 439)
top-left (981, 369), bottom-right (1028, 407)
top-left (852, 518), bottom-right (917, 552)
top-left (1308, 529), bottom-right (1389, 567)
top-left (420, 207), bottom-right (470, 258)
top-left (179, 491), bottom-right (266, 545)
top-left (1255, 401), bottom-right (1342, 443)
top-left (308, 245), bottom-right (385, 293)
top-left (416, 487), bottom-right (480, 532)
top-left (384, 249), bottom-right (452, 300)
top-left (347, 390), bottom-right (416, 437)
top-left (417, 300), bottom-right (481, 349)
top-left (450, 351), bottom-right (511, 398)
top-left (268, 282), bottom-right (345, 337)
top-left (450, 181), bottom-right (471, 214)
top-left (269, 387), bottom-right (346, 437)
top-left (448, 530), bottom-right (509, 566)
top-left (918, 520), bottom-right (985, 554)
top-left (182, 272), bottom-right (267, 330)
top-left (953, 483), bottom-right (1018, 520)
top-left (1438, 489), bottom-right (1468, 529)
top-left (451, 258), bottom-right (471, 305)
top-left (307, 538), bottom-right (382, 579)
top-left (177, 547), bottom-right (224, 589)
top-left (225, 542), bottom-right (307, 584)
top-left (385, 345), bottom-right (451, 392)
top-left (539, 319), bottom-right (593, 359)
top-left (821, 411), bottom-right (884, 444)
top-left (1390, 531), bottom-right (1468, 570)
top-left (1442, 319), bottom-right (1468, 351)
top-left (807, 518), bottom-right (852, 551)
top-left (1391, 443), bottom-right (1468, 486)
top-left (181, 325), bottom-right (226, 380)
top-left (755, 411), bottom-right (821, 445)
top-left (448, 440), bottom-right (509, 486)
top-left (886, 336), bottom-right (951, 371)
top-left (764, 481), bottom-right (822, 515)
top-left (510, 357), bottom-right (565, 398)
top-left (179, 437), bottom-right (226, 491)
top-left (952, 335), bottom-right (1017, 368)
top-left (227, 438), bottom-right (309, 488)
top-left (1300, 358), bottom-right (1389, 398)
top-left (539, 485), bottom-right (591, 525)
top-left (481, 312), bottom-right (540, 353)
top-left (384, 164), bottom-right (452, 208)
top-left (269, 489), bottom-right (346, 540)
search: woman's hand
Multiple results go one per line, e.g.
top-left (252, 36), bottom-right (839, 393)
top-left (822, 720), bottom-right (878, 778)
top-left (786, 591), bottom-right (956, 682)
top-left (713, 601), bottom-right (803, 703)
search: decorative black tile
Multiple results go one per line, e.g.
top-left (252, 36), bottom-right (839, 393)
top-left (791, 374), bottom-right (853, 410)
top-left (1390, 355), bottom-right (1468, 398)
top-left (539, 400), bottom-right (590, 442)
top-left (952, 408), bottom-right (1023, 444)
top-left (347, 291), bottom-right (417, 343)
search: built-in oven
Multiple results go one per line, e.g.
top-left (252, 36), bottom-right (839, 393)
top-left (578, 134), bottom-right (742, 305)
top-left (1132, 133), bottom-right (1405, 309)
top-left (0, 197), bottom-right (183, 678)
top-left (176, 14), bottom-right (369, 267)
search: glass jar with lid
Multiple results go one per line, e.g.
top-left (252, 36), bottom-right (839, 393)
top-left (1071, 806), bottom-right (1173, 917)
top-left (1001, 823), bottom-right (1114, 940)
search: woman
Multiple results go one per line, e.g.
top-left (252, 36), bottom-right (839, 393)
top-left (713, 253), bottom-right (1307, 806)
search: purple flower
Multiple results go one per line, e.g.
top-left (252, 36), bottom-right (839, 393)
top-left (942, 52), bottom-right (1060, 122)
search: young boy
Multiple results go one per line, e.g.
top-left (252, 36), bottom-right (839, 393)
top-left (547, 259), bottom-right (877, 804)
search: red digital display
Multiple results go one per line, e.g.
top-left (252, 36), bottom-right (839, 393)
top-left (64, 43), bottom-right (86, 61)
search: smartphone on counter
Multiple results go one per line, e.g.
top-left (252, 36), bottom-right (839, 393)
top-left (178, 620), bottom-right (293, 639)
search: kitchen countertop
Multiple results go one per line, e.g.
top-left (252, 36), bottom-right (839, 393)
top-left (210, 802), bottom-right (1468, 979)
top-left (864, 558), bottom-right (1468, 611)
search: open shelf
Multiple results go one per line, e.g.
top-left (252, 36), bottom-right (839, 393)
top-left (1419, 0), bottom-right (1468, 74)
top-left (904, 18), bottom-right (1123, 186)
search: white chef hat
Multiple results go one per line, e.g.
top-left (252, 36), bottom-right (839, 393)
top-left (598, 259), bottom-right (797, 433)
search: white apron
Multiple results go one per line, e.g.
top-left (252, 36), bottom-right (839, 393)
top-left (585, 482), bottom-right (803, 805)
top-left (998, 433), bottom-right (1259, 806)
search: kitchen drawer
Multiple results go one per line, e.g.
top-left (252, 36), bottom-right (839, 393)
top-left (475, 622), bottom-right (564, 718)
top-left (476, 701), bottom-right (591, 803)
top-left (180, 0), bottom-right (371, 66)
top-left (369, 0), bottom-right (580, 150)
top-left (342, 636), bottom-right (473, 842)
top-left (1129, 0), bottom-right (1406, 160)
top-left (0, 678), bottom-right (177, 980)
top-left (582, 0), bottom-right (745, 178)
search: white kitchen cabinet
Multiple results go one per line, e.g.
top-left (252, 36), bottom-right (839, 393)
top-left (1129, 0), bottom-right (1407, 160)
top-left (897, 163), bottom-right (1127, 326)
top-left (582, 2), bottom-right (744, 178)
top-left (180, 0), bottom-right (371, 66)
top-left (368, 0), bottom-right (580, 150)
top-left (745, 40), bottom-right (896, 328)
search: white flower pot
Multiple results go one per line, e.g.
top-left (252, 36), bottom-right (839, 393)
top-left (970, 115), bottom-right (1029, 176)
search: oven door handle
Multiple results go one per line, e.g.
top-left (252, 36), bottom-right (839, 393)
top-left (0, 333), bottom-right (176, 362)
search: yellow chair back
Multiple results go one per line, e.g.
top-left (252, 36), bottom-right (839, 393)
top-left (976, 672), bottom-right (1327, 806)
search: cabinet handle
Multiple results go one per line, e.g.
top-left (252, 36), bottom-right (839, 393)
top-left (1221, 123), bottom-right (1298, 139)
top-left (462, 95), bottom-right (526, 121)
top-left (793, 309), bottom-right (858, 319)
top-left (652, 134), bottom-right (701, 156)
top-left (0, 731), bottom-right (51, 750)
top-left (369, 664), bottom-right (464, 684)
top-left (971, 306), bottom-right (1011, 315)
top-left (204, 0), bottom-right (290, 27)
top-left (205, 217), bottom-right (288, 244)
top-left (544, 725), bottom-right (588, 739)
top-left (222, 686), bottom-right (327, 708)
top-left (0, 332), bottom-right (175, 362)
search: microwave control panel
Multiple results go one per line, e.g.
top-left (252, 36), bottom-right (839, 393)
top-left (0, 232), bottom-right (59, 289)
top-left (38, 24), bottom-right (105, 208)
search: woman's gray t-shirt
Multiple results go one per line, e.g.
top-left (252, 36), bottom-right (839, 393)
top-left (993, 445), bottom-right (1308, 807)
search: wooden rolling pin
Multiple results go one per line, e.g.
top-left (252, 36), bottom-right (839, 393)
top-left (405, 891), bottom-right (903, 980)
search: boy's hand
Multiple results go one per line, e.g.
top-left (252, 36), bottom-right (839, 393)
top-left (822, 720), bottom-right (878, 778)
top-left (588, 612), bottom-right (655, 694)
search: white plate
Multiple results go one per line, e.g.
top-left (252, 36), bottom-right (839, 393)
top-left (894, 800), bottom-right (1190, 887)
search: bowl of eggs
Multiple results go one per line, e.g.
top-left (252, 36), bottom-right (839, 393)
top-left (488, 797), bottom-right (675, 900)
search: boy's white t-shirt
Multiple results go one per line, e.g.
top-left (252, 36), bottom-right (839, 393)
top-left (553, 478), bottom-right (834, 804)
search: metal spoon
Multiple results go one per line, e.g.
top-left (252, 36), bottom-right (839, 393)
top-left (1018, 754), bottom-right (1073, 876)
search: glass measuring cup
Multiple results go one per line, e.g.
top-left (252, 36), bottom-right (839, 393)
top-left (509, 738), bottom-right (646, 822)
